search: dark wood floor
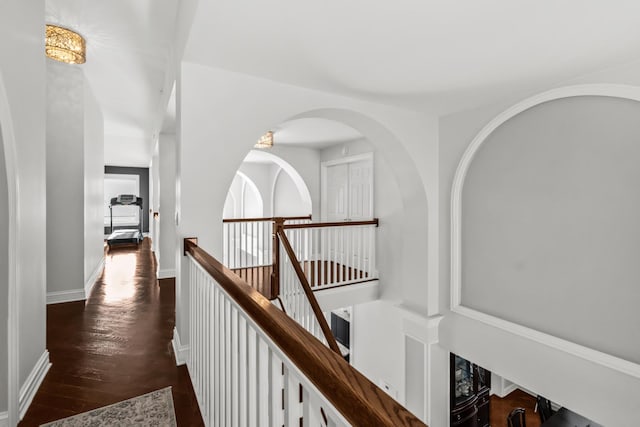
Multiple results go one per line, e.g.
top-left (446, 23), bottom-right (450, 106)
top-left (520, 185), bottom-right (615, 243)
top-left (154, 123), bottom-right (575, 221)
top-left (20, 238), bottom-right (203, 426)
top-left (490, 388), bottom-right (541, 427)
top-left (232, 261), bottom-right (371, 299)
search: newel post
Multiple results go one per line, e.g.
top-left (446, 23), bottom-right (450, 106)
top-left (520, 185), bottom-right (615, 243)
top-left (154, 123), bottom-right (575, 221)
top-left (271, 217), bottom-right (285, 299)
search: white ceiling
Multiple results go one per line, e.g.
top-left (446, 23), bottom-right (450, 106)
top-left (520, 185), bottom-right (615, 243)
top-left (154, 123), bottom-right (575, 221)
top-left (184, 0), bottom-right (640, 114)
top-left (46, 0), bottom-right (179, 166)
top-left (44, 1), bottom-right (640, 165)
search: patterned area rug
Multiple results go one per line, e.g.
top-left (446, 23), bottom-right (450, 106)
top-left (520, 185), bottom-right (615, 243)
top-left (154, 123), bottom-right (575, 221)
top-left (40, 387), bottom-right (177, 427)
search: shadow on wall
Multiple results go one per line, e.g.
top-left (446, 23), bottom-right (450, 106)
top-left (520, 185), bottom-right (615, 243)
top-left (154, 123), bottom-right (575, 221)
top-left (0, 121), bottom-right (9, 413)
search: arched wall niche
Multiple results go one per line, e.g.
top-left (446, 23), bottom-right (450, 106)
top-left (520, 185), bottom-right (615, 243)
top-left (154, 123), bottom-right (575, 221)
top-left (451, 85), bottom-right (640, 374)
top-left (0, 70), bottom-right (19, 425)
top-left (222, 171), bottom-right (264, 218)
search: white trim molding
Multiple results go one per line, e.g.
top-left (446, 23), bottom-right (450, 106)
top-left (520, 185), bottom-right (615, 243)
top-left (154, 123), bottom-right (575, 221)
top-left (47, 289), bottom-right (86, 305)
top-left (84, 256), bottom-right (105, 298)
top-left (450, 84), bottom-right (640, 380)
top-left (0, 411), bottom-right (7, 427)
top-left (19, 351), bottom-right (51, 420)
top-left (158, 269), bottom-right (176, 280)
top-left (171, 327), bottom-right (190, 366)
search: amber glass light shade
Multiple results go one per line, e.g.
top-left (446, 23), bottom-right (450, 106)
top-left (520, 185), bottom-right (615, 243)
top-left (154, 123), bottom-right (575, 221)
top-left (46, 24), bottom-right (86, 64)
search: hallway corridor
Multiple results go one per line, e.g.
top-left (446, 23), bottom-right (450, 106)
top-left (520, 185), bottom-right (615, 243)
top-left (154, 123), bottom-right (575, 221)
top-left (20, 239), bottom-right (203, 426)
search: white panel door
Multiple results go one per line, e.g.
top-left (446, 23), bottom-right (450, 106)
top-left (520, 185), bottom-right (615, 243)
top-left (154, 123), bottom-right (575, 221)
top-left (325, 163), bottom-right (349, 222)
top-left (348, 159), bottom-right (373, 220)
top-left (322, 154), bottom-right (374, 272)
top-left (323, 157), bottom-right (373, 222)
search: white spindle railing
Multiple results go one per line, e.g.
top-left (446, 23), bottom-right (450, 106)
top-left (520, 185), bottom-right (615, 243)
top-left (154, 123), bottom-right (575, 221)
top-left (222, 217), bottom-right (311, 270)
top-left (283, 223), bottom-right (378, 290)
top-left (222, 220), bottom-right (272, 269)
top-left (187, 253), bottom-right (349, 427)
top-left (278, 239), bottom-right (328, 345)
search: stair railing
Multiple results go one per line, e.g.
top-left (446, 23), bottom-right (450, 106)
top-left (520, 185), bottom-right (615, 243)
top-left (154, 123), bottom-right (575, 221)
top-left (183, 237), bottom-right (426, 427)
top-left (275, 223), bottom-right (341, 355)
top-left (282, 219), bottom-right (379, 290)
top-left (222, 215), bottom-right (311, 298)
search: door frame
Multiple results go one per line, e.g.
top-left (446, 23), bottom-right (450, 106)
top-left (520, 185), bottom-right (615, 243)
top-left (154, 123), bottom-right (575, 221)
top-left (320, 152), bottom-right (374, 221)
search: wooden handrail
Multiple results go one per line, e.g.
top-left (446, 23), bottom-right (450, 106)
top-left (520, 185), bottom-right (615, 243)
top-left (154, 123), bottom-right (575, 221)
top-left (283, 218), bottom-right (379, 229)
top-left (183, 238), bottom-right (426, 427)
top-left (277, 229), bottom-right (341, 355)
top-left (223, 215), bottom-right (312, 223)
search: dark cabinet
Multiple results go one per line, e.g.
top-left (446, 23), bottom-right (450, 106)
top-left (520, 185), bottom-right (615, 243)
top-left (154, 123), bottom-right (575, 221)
top-left (451, 353), bottom-right (491, 427)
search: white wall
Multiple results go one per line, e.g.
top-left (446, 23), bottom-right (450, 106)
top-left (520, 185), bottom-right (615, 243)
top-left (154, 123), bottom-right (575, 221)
top-left (238, 163), bottom-right (273, 217)
top-left (241, 177), bottom-right (263, 218)
top-left (159, 133), bottom-right (177, 278)
top-left (47, 63), bottom-right (104, 299)
top-left (83, 79), bottom-right (105, 289)
top-left (0, 0), bottom-right (48, 420)
top-left (352, 300), bottom-right (405, 402)
top-left (150, 149), bottom-right (160, 252)
top-left (268, 146), bottom-right (320, 219)
top-left (439, 82), bottom-right (640, 425)
top-left (46, 61), bottom-right (85, 294)
top-left (0, 122), bottom-right (8, 413)
top-left (273, 168), bottom-right (308, 217)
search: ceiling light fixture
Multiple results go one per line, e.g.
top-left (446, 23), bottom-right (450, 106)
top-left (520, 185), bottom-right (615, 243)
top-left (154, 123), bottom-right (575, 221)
top-left (45, 24), bottom-right (86, 64)
top-left (255, 131), bottom-right (274, 149)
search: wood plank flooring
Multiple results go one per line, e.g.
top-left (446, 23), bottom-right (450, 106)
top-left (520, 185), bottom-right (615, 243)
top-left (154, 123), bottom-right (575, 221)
top-left (19, 239), bottom-right (203, 426)
top-left (490, 388), bottom-right (541, 427)
top-left (232, 261), bottom-right (371, 299)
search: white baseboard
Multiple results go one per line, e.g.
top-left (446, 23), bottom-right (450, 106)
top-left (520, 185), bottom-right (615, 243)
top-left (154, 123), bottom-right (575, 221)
top-left (47, 289), bottom-right (86, 304)
top-left (0, 411), bottom-right (7, 427)
top-left (502, 383), bottom-right (518, 397)
top-left (85, 257), bottom-right (105, 298)
top-left (158, 269), bottom-right (176, 279)
top-left (172, 327), bottom-right (190, 366)
top-left (19, 351), bottom-right (51, 420)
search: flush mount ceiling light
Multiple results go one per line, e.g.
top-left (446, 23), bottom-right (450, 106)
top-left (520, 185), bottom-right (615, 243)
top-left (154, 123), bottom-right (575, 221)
top-left (45, 24), bottom-right (86, 64)
top-left (255, 131), bottom-right (274, 149)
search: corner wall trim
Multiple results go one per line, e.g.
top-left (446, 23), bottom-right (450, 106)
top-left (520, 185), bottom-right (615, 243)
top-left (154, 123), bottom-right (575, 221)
top-left (0, 411), bottom-right (7, 427)
top-left (19, 350), bottom-right (51, 420)
top-left (171, 327), bottom-right (190, 366)
top-left (158, 269), bottom-right (176, 280)
top-left (47, 289), bottom-right (86, 305)
top-left (84, 256), bottom-right (105, 298)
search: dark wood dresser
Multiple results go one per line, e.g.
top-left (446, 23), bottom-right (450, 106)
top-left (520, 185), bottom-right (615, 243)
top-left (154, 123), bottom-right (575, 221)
top-left (451, 353), bottom-right (491, 427)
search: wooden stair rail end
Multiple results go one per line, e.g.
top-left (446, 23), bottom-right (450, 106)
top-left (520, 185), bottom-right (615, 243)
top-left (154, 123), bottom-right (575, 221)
top-left (283, 218), bottom-right (379, 229)
top-left (183, 237), bottom-right (426, 427)
top-left (223, 214), bottom-right (312, 223)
